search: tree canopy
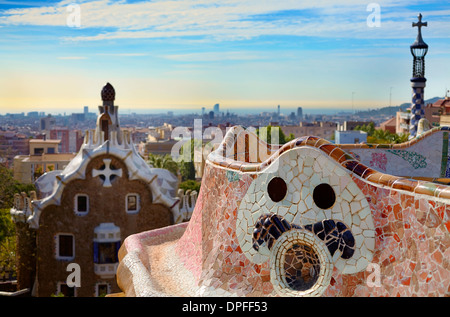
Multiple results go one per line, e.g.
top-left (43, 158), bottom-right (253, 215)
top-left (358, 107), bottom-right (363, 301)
top-left (0, 163), bottom-right (35, 210)
top-left (0, 163), bottom-right (35, 273)
top-left (354, 123), bottom-right (409, 144)
top-left (256, 125), bottom-right (296, 145)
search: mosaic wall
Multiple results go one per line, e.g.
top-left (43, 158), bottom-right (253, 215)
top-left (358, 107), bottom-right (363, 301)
top-left (339, 127), bottom-right (450, 179)
top-left (116, 126), bottom-right (450, 297)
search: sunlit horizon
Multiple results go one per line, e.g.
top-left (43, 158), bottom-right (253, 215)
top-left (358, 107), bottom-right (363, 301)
top-left (1, 1), bottom-right (449, 115)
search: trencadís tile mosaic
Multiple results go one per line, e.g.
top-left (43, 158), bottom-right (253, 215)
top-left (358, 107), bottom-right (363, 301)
top-left (116, 126), bottom-right (450, 297)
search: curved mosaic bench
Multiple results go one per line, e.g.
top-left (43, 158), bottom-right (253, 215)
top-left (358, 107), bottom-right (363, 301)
top-left (337, 126), bottom-right (450, 180)
top-left (116, 126), bottom-right (450, 297)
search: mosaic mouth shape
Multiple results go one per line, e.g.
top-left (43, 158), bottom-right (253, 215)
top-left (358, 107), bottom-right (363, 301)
top-left (252, 214), bottom-right (356, 296)
top-left (116, 126), bottom-right (450, 297)
top-left (252, 214), bottom-right (356, 260)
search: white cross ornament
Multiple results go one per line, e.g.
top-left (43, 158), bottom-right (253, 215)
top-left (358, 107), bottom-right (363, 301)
top-left (92, 158), bottom-right (123, 187)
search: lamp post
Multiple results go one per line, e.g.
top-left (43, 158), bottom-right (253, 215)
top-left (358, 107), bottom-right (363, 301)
top-left (390, 87), bottom-right (393, 107)
top-left (409, 13), bottom-right (428, 139)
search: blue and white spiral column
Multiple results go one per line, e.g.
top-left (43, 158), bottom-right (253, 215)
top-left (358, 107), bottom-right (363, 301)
top-left (409, 80), bottom-right (426, 139)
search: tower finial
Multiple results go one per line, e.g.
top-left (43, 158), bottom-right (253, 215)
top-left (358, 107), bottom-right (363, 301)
top-left (412, 13), bottom-right (427, 47)
top-left (101, 82), bottom-right (115, 102)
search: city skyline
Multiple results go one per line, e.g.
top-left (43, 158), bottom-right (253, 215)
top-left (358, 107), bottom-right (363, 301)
top-left (0, 0), bottom-right (449, 114)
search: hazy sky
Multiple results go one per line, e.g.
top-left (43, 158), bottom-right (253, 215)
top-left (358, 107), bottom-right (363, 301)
top-left (0, 0), bottom-right (449, 115)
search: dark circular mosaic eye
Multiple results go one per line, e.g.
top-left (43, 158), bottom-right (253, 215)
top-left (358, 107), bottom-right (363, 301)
top-left (267, 177), bottom-right (287, 202)
top-left (313, 183), bottom-right (336, 209)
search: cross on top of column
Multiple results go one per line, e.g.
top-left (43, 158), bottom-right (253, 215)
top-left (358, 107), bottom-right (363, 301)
top-left (92, 158), bottom-right (123, 187)
top-left (413, 13), bottom-right (427, 29)
top-left (412, 13), bottom-right (427, 40)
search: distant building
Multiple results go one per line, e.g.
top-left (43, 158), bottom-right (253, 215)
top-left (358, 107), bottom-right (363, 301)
top-left (138, 123), bottom-right (177, 158)
top-left (396, 110), bottom-right (411, 134)
top-left (0, 130), bottom-right (30, 166)
top-left (27, 111), bottom-right (39, 118)
top-left (338, 121), bottom-right (373, 131)
top-left (424, 95), bottom-right (450, 127)
top-left (40, 115), bottom-right (55, 133)
top-left (70, 113), bottom-right (85, 122)
top-left (29, 139), bottom-right (60, 155)
top-left (297, 107), bottom-right (303, 120)
top-left (335, 130), bottom-right (367, 144)
top-left (213, 103), bottom-right (220, 115)
top-left (139, 139), bottom-right (179, 157)
top-left (49, 128), bottom-right (84, 153)
top-left (379, 117), bottom-right (397, 134)
top-left (280, 121), bottom-right (338, 141)
top-left (424, 103), bottom-right (441, 126)
top-left (13, 139), bottom-right (75, 184)
top-left (288, 112), bottom-right (296, 121)
top-left (128, 127), bottom-right (150, 144)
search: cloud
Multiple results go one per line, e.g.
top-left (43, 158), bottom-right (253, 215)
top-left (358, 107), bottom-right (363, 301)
top-left (95, 53), bottom-right (148, 57)
top-left (0, 0), bottom-right (448, 43)
top-left (163, 51), bottom-right (268, 62)
top-left (57, 56), bottom-right (87, 60)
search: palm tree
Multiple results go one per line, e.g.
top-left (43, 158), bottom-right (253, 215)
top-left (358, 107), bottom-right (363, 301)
top-left (147, 153), bottom-right (179, 176)
top-left (355, 123), bottom-right (409, 145)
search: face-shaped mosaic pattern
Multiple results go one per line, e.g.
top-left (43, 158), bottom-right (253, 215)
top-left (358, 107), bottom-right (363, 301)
top-left (236, 146), bottom-right (375, 295)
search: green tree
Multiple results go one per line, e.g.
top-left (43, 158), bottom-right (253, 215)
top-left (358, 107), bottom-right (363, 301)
top-left (147, 151), bottom-right (196, 181)
top-left (179, 179), bottom-right (201, 192)
top-left (179, 160), bottom-right (196, 181)
top-left (0, 208), bottom-right (15, 245)
top-left (0, 163), bottom-right (35, 276)
top-left (147, 153), bottom-right (179, 176)
top-left (286, 133), bottom-right (296, 143)
top-left (354, 123), bottom-right (409, 145)
top-left (177, 138), bottom-right (200, 181)
top-left (0, 234), bottom-right (16, 275)
top-left (354, 122), bottom-right (376, 137)
top-left (256, 125), bottom-right (289, 144)
top-left (0, 163), bottom-right (35, 209)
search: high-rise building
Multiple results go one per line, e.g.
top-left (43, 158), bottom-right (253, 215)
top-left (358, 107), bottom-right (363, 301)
top-left (213, 103), bottom-right (219, 115)
top-left (40, 115), bottom-right (55, 132)
top-left (49, 128), bottom-right (83, 153)
top-left (297, 107), bottom-right (303, 120)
